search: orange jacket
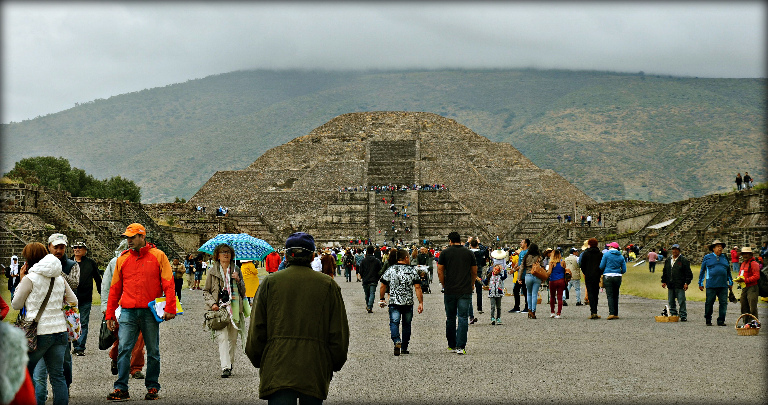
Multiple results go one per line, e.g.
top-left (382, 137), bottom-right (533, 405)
top-left (106, 243), bottom-right (176, 320)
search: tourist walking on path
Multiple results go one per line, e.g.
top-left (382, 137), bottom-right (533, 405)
top-left (343, 250), bottom-right (355, 282)
top-left (71, 241), bottom-right (102, 356)
top-left (484, 264), bottom-right (507, 324)
top-left (735, 173), bottom-right (743, 190)
top-left (660, 244), bottom-right (693, 321)
top-left (101, 239), bottom-right (146, 382)
top-left (509, 239), bottom-right (530, 313)
top-left (105, 223), bottom-right (176, 401)
top-left (599, 242), bottom-right (626, 320)
top-left (379, 249), bottom-right (424, 355)
top-left (185, 254), bottom-right (195, 290)
top-left (203, 243), bottom-right (246, 378)
top-left (698, 240), bottom-right (733, 326)
top-left (246, 232), bottom-right (349, 404)
top-left (579, 238), bottom-right (603, 319)
top-left (437, 232), bottom-right (477, 354)
top-left (359, 246), bottom-right (382, 313)
top-left (548, 249), bottom-right (567, 318)
top-left (647, 249), bottom-right (658, 273)
top-left (265, 250), bottom-right (281, 274)
top-left (730, 246), bottom-right (740, 274)
top-left (321, 249), bottom-right (336, 278)
top-left (12, 243), bottom-right (78, 405)
top-left (240, 259), bottom-right (260, 305)
top-left (521, 243), bottom-right (543, 319)
top-left (468, 238), bottom-right (489, 316)
top-left (171, 258), bottom-right (185, 304)
top-left (563, 248), bottom-right (582, 306)
top-left (735, 247), bottom-right (760, 319)
top-left (8, 255), bottom-right (19, 298)
top-left (193, 256), bottom-right (204, 290)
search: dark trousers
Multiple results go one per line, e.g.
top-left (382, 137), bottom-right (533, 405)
top-left (475, 280), bottom-right (483, 311)
top-left (513, 281), bottom-right (528, 310)
top-left (603, 276), bottom-right (622, 316)
top-left (174, 278), bottom-right (183, 301)
top-left (585, 277), bottom-right (600, 315)
top-left (705, 287), bottom-right (729, 324)
top-left (740, 284), bottom-right (759, 319)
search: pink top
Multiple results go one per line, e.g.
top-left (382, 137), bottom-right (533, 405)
top-left (648, 251), bottom-right (658, 263)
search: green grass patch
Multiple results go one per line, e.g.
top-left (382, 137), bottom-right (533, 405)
top-left (621, 262), bottom-right (707, 302)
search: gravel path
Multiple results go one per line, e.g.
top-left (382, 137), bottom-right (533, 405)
top-left (64, 273), bottom-right (766, 404)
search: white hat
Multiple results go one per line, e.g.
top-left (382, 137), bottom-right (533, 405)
top-left (48, 233), bottom-right (68, 246)
top-left (490, 249), bottom-right (507, 260)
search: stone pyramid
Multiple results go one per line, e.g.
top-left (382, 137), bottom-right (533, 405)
top-left (190, 111), bottom-right (594, 246)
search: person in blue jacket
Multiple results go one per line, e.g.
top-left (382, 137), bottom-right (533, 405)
top-left (698, 239), bottom-right (733, 326)
top-left (599, 242), bottom-right (627, 319)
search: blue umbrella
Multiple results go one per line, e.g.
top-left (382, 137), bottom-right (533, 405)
top-left (198, 233), bottom-right (275, 261)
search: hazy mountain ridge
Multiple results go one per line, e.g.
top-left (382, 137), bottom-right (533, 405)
top-left (2, 69), bottom-right (764, 203)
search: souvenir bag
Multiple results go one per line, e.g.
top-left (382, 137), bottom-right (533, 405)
top-left (14, 278), bottom-right (55, 352)
top-left (63, 303), bottom-right (81, 342)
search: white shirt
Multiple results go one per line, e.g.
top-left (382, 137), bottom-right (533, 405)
top-left (311, 256), bottom-right (322, 272)
top-left (10, 255), bottom-right (19, 276)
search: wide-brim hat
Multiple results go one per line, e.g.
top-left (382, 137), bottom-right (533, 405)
top-left (491, 249), bottom-right (506, 260)
top-left (708, 240), bottom-right (726, 250)
top-left (581, 239), bottom-right (590, 250)
top-left (741, 246), bottom-right (753, 254)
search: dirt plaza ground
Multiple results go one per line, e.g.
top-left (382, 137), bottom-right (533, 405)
top-left (54, 271), bottom-right (767, 405)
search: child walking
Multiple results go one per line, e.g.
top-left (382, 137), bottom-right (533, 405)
top-left (485, 264), bottom-right (508, 325)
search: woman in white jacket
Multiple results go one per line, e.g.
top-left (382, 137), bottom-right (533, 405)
top-left (12, 243), bottom-right (77, 405)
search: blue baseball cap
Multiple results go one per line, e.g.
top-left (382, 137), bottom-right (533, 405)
top-left (285, 232), bottom-right (315, 252)
top-left (670, 244), bottom-right (680, 250)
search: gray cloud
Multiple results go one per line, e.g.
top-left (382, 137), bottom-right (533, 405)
top-left (2, 2), bottom-right (764, 123)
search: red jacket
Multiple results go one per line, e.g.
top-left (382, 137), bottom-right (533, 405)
top-left (265, 251), bottom-right (281, 273)
top-left (731, 249), bottom-right (739, 263)
top-left (739, 259), bottom-right (760, 287)
top-left (106, 243), bottom-right (176, 320)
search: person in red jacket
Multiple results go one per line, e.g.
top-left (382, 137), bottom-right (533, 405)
top-left (264, 251), bottom-right (281, 273)
top-left (105, 223), bottom-right (176, 401)
top-left (735, 247), bottom-right (761, 319)
top-left (730, 246), bottom-right (740, 273)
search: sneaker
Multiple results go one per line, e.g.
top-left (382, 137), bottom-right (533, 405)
top-left (550, 313), bottom-right (556, 318)
top-left (717, 322), bottom-right (727, 326)
top-left (575, 302), bottom-right (583, 306)
top-left (73, 349), bottom-right (85, 356)
top-left (562, 301), bottom-right (568, 306)
top-left (680, 317), bottom-right (687, 322)
top-left (491, 318), bottom-right (496, 325)
top-left (447, 347), bottom-right (456, 352)
top-left (706, 321), bottom-right (713, 326)
top-left (400, 349), bottom-right (410, 355)
top-left (554, 315), bottom-right (561, 319)
top-left (469, 317), bottom-right (478, 324)
top-left (589, 313), bottom-right (601, 319)
top-left (221, 368), bottom-right (231, 378)
top-left (394, 342), bottom-right (401, 356)
top-left (478, 310), bottom-right (484, 314)
top-left (496, 319), bottom-right (503, 325)
top-left (145, 388), bottom-right (159, 400)
top-left (107, 389), bottom-right (130, 401)
top-left (111, 360), bottom-right (118, 375)
top-left (132, 370), bottom-right (145, 379)
top-left (607, 315), bottom-right (619, 320)
top-left (367, 308), bottom-right (373, 313)
top-left (508, 308), bottom-right (520, 313)
top-left (456, 348), bottom-right (466, 355)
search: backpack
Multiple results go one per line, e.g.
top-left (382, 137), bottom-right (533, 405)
top-left (344, 255), bottom-right (355, 268)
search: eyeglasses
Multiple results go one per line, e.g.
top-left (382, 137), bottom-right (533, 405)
top-left (219, 251), bottom-right (231, 255)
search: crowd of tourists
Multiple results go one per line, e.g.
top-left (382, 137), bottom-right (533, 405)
top-left (2, 226), bottom-right (766, 405)
top-left (339, 183), bottom-right (448, 192)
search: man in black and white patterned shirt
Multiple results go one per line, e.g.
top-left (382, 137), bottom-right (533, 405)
top-left (379, 249), bottom-right (424, 356)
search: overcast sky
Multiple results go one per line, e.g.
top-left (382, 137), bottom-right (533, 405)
top-left (2, 1), bottom-right (765, 124)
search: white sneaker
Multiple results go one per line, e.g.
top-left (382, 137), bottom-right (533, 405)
top-left (554, 315), bottom-right (561, 319)
top-left (550, 313), bottom-right (556, 318)
top-left (456, 348), bottom-right (466, 355)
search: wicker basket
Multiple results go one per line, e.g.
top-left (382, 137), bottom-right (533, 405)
top-left (735, 313), bottom-right (760, 336)
top-left (655, 315), bottom-right (680, 322)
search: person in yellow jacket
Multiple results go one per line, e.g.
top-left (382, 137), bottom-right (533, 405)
top-left (240, 260), bottom-right (260, 304)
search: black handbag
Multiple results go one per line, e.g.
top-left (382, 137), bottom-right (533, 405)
top-left (15, 278), bottom-right (55, 352)
top-left (98, 314), bottom-right (117, 350)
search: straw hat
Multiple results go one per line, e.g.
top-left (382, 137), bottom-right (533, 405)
top-left (740, 246), bottom-right (753, 254)
top-left (581, 239), bottom-right (590, 250)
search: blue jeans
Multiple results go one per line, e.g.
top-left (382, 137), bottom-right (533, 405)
top-left (443, 293), bottom-right (471, 349)
top-left (73, 301), bottom-right (92, 352)
top-left (389, 304), bottom-right (413, 348)
top-left (268, 389), bottom-right (323, 405)
top-left (603, 276), bottom-right (622, 316)
top-left (564, 279), bottom-right (581, 303)
top-left (34, 341), bottom-right (72, 403)
top-left (27, 332), bottom-right (68, 405)
top-left (705, 287), bottom-right (729, 324)
top-left (115, 308), bottom-right (161, 391)
top-left (524, 274), bottom-right (542, 313)
top-left (363, 283), bottom-right (377, 310)
top-left (667, 287), bottom-right (687, 318)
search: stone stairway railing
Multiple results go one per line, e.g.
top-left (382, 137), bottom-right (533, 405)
top-left (678, 194), bottom-right (737, 253)
top-left (123, 203), bottom-right (186, 260)
top-left (637, 196), bottom-right (716, 256)
top-left (40, 189), bottom-right (111, 260)
top-left (631, 204), bottom-right (679, 243)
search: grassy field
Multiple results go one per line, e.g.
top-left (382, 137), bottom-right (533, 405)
top-left (621, 262), bottom-right (708, 302)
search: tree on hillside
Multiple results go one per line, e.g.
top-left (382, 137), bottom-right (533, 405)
top-left (4, 156), bottom-right (142, 202)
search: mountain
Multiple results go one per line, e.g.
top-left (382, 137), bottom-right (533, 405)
top-left (2, 69), bottom-right (764, 203)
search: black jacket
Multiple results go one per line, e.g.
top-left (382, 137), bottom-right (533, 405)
top-left (580, 247), bottom-right (603, 281)
top-left (359, 255), bottom-right (382, 285)
top-left (75, 256), bottom-right (102, 303)
top-left (661, 254), bottom-right (693, 289)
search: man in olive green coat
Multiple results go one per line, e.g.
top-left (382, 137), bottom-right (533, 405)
top-left (246, 232), bottom-right (349, 403)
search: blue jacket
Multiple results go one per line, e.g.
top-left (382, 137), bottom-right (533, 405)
top-left (698, 253), bottom-right (733, 288)
top-left (599, 249), bottom-right (627, 274)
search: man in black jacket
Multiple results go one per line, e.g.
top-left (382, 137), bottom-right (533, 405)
top-left (661, 244), bottom-right (693, 321)
top-left (579, 238), bottom-right (603, 319)
top-left (359, 246), bottom-right (382, 313)
top-left (72, 241), bottom-right (102, 355)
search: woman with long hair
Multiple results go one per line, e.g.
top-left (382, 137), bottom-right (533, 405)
top-left (12, 242), bottom-right (78, 405)
top-left (203, 243), bottom-right (246, 378)
top-left (522, 243), bottom-right (543, 319)
top-left (548, 249), bottom-right (567, 318)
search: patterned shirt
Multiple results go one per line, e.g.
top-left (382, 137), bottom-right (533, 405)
top-left (380, 264), bottom-right (421, 306)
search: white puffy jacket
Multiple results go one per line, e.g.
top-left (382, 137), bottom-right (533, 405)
top-left (12, 254), bottom-right (77, 336)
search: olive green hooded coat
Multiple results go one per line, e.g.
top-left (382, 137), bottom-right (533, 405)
top-left (245, 264), bottom-right (349, 400)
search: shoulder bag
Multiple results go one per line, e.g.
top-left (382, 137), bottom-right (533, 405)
top-left (530, 257), bottom-right (549, 281)
top-left (15, 278), bottom-right (55, 352)
top-left (204, 269), bottom-right (231, 330)
top-left (98, 314), bottom-right (117, 350)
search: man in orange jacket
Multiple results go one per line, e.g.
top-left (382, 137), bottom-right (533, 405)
top-left (105, 223), bottom-right (176, 401)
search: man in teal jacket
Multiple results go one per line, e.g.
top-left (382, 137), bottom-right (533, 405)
top-left (698, 239), bottom-right (733, 326)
